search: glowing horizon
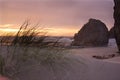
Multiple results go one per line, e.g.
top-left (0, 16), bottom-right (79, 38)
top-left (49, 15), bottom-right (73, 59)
top-left (0, 25), bottom-right (79, 37)
top-left (0, 21), bottom-right (113, 37)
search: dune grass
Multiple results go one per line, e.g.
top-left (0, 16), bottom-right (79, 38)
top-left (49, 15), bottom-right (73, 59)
top-left (0, 21), bottom-right (69, 80)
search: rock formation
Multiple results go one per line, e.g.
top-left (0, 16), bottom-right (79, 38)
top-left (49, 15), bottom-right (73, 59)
top-left (109, 27), bottom-right (115, 38)
top-left (114, 0), bottom-right (120, 52)
top-left (72, 18), bottom-right (109, 46)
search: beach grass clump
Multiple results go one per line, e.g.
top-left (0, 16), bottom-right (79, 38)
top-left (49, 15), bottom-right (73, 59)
top-left (12, 20), bottom-right (47, 46)
top-left (0, 46), bottom-right (68, 80)
top-left (0, 21), bottom-right (68, 80)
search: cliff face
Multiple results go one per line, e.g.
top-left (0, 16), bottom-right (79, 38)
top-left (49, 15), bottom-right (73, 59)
top-left (72, 18), bottom-right (109, 46)
top-left (114, 0), bottom-right (120, 52)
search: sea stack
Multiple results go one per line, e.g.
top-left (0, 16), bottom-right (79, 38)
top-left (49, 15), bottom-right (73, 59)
top-left (72, 18), bottom-right (109, 47)
top-left (114, 0), bottom-right (120, 52)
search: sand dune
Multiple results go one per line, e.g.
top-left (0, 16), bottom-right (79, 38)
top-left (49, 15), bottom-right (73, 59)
top-left (70, 46), bottom-right (120, 80)
top-left (1, 39), bottom-right (120, 80)
top-left (15, 46), bottom-right (120, 80)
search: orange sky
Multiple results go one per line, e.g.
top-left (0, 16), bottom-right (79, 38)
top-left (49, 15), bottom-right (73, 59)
top-left (0, 24), bottom-right (79, 36)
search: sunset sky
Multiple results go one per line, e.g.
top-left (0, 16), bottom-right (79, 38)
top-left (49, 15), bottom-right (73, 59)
top-left (0, 0), bottom-right (114, 36)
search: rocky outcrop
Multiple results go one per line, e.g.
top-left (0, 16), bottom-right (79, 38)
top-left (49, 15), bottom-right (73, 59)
top-left (114, 0), bottom-right (120, 52)
top-left (72, 18), bottom-right (109, 46)
top-left (109, 27), bottom-right (115, 38)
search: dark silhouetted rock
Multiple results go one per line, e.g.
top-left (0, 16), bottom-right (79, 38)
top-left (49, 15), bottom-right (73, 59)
top-left (109, 27), bottom-right (115, 38)
top-left (72, 18), bottom-right (109, 46)
top-left (114, 0), bottom-right (120, 52)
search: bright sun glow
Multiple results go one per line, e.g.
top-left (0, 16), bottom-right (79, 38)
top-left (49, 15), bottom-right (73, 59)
top-left (0, 24), bottom-right (78, 36)
top-left (0, 27), bottom-right (78, 36)
top-left (0, 28), bottom-right (18, 32)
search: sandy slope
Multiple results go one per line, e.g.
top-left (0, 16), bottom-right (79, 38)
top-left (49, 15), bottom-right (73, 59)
top-left (69, 39), bottom-right (120, 80)
top-left (15, 46), bottom-right (120, 80)
top-left (1, 39), bottom-right (120, 80)
top-left (70, 46), bottom-right (120, 80)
